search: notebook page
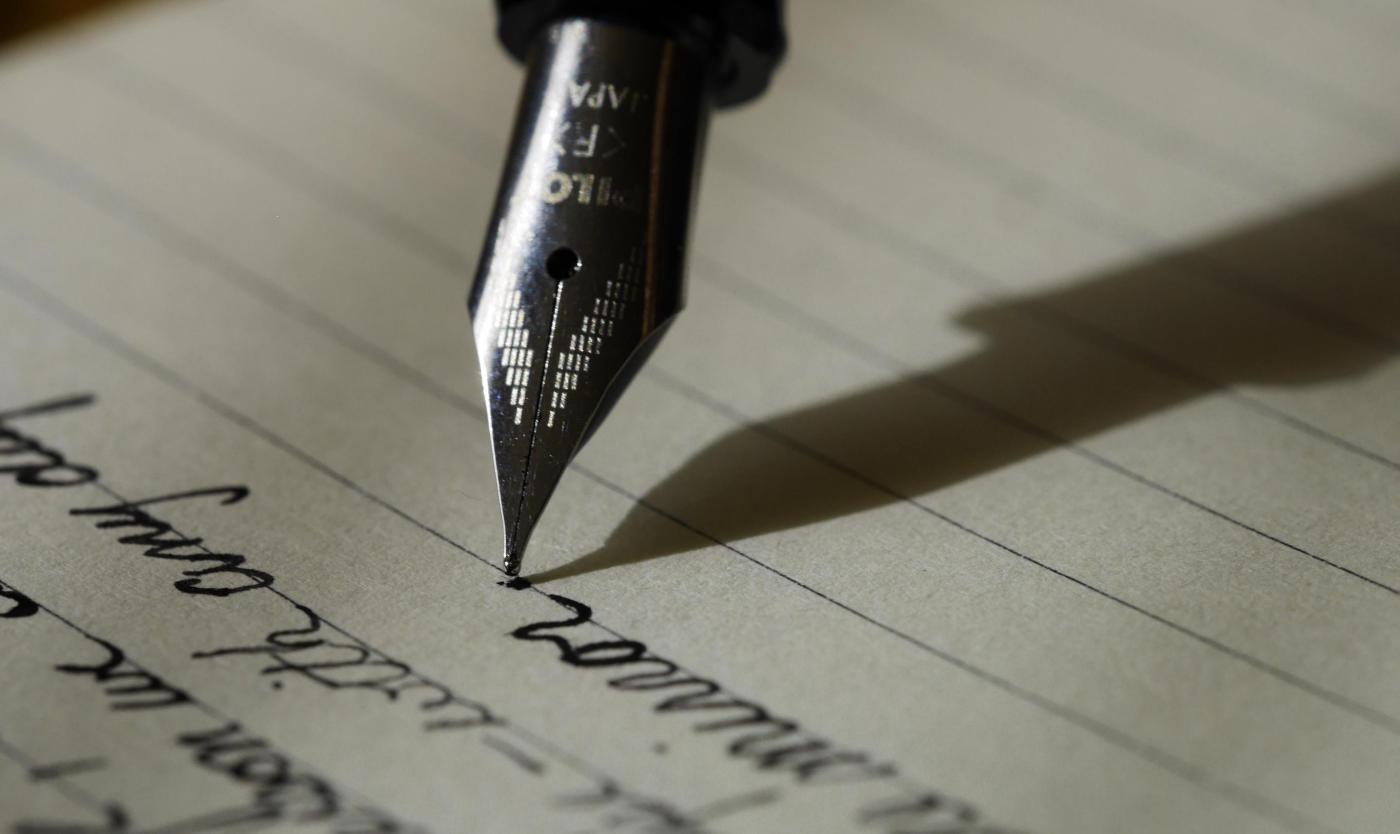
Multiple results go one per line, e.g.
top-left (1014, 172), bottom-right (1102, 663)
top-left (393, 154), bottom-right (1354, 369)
top-left (0, 0), bottom-right (1397, 832)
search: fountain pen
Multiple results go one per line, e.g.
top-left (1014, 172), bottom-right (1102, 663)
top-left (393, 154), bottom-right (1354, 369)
top-left (469, 1), bottom-right (786, 575)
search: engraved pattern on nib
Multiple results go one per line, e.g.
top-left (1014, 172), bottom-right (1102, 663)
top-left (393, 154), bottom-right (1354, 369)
top-left (542, 245), bottom-right (644, 432)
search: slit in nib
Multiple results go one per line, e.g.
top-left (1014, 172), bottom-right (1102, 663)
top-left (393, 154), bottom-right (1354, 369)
top-left (503, 491), bottom-right (534, 576)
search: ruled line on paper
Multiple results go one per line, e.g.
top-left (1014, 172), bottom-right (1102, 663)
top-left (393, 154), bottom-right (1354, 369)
top-left (56, 26), bottom-right (1396, 648)
top-left (706, 134), bottom-right (1400, 468)
top-left (2, 0), bottom-right (1388, 783)
top-left (0, 219), bottom-right (1344, 834)
top-left (2, 0), bottom-right (1398, 831)
top-left (824, 3), bottom-right (1400, 338)
top-left (0, 64), bottom-right (1384, 763)
top-left (177, 1), bottom-right (1400, 828)
top-left (0, 260), bottom-right (1026, 834)
top-left (0, 255), bottom-right (770, 831)
top-left (214, 0), bottom-right (501, 160)
top-left (770, 55), bottom-right (1400, 355)
top-left (846, 2), bottom-right (1380, 212)
top-left (226, 0), bottom-right (1400, 466)
top-left (0, 575), bottom-right (419, 830)
top-left (0, 58), bottom-right (1366, 834)
top-left (105, 0), bottom-right (1400, 537)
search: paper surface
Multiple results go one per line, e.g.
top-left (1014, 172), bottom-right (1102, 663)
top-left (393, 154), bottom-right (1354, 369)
top-left (0, 1), bottom-right (1398, 831)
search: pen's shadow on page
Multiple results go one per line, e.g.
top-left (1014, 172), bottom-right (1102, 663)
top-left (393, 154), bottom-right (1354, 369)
top-left (528, 174), bottom-right (1400, 584)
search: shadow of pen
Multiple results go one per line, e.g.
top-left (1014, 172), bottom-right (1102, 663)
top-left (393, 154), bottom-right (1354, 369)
top-left (529, 174), bottom-right (1400, 584)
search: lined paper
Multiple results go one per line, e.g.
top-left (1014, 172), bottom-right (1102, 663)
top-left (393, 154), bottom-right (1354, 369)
top-left (0, 1), bottom-right (1397, 831)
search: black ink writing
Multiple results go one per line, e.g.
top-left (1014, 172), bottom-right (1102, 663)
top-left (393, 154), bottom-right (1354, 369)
top-left (2, 395), bottom-right (489, 745)
top-left (56, 636), bottom-right (192, 712)
top-left (195, 602), bottom-right (495, 731)
top-left (176, 721), bottom-right (341, 824)
top-left (0, 394), bottom-right (99, 488)
top-left (513, 594), bottom-right (893, 784)
top-left (46, 621), bottom-right (411, 833)
top-left (70, 486), bottom-right (271, 597)
top-left (511, 592), bottom-right (1022, 833)
top-left (0, 580), bottom-right (39, 618)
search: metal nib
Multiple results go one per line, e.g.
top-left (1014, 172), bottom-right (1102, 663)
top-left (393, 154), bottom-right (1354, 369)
top-left (470, 17), bottom-right (710, 576)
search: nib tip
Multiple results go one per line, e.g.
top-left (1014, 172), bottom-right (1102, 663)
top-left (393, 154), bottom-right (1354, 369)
top-left (503, 550), bottom-right (522, 577)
